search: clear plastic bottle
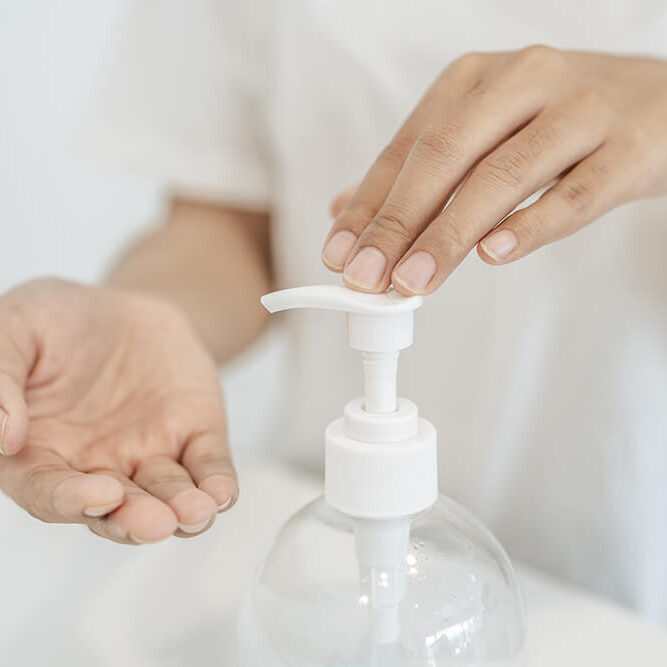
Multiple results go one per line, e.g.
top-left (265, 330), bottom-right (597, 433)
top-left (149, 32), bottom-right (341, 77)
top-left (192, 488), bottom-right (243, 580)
top-left (238, 286), bottom-right (526, 666)
top-left (239, 496), bottom-right (525, 666)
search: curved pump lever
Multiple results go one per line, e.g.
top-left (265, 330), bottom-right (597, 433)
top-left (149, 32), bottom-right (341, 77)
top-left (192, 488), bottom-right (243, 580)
top-left (261, 284), bottom-right (422, 316)
top-left (261, 285), bottom-right (424, 413)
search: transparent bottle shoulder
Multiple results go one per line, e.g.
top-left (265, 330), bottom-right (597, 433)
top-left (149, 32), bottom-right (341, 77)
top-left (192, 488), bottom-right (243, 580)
top-left (239, 495), bottom-right (525, 666)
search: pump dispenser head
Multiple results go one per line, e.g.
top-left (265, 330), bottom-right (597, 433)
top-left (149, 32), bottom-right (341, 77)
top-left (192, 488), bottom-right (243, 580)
top-left (261, 284), bottom-right (437, 520)
top-left (262, 284), bottom-right (422, 413)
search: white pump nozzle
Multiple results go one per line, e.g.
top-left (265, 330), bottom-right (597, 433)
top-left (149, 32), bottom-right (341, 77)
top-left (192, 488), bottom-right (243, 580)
top-left (261, 284), bottom-right (437, 519)
top-left (261, 285), bottom-right (422, 413)
top-left (260, 284), bottom-right (422, 317)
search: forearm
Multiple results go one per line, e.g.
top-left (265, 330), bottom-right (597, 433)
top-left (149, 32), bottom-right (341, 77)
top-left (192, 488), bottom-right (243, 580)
top-left (107, 197), bottom-right (272, 364)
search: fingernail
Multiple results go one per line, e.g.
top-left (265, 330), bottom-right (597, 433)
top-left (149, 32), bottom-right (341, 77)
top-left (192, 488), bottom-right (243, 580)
top-left (393, 251), bottom-right (437, 292)
top-left (178, 518), bottom-right (211, 534)
top-left (0, 407), bottom-right (8, 455)
top-left (106, 521), bottom-right (127, 542)
top-left (217, 496), bottom-right (234, 513)
top-left (322, 230), bottom-right (357, 270)
top-left (129, 534), bottom-right (148, 545)
top-left (199, 474), bottom-right (238, 511)
top-left (84, 502), bottom-right (121, 518)
top-left (480, 229), bottom-right (518, 262)
top-left (344, 247), bottom-right (387, 289)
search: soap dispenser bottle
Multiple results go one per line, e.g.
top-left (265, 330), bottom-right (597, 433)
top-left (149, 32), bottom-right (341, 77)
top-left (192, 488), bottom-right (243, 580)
top-left (238, 285), bottom-right (525, 666)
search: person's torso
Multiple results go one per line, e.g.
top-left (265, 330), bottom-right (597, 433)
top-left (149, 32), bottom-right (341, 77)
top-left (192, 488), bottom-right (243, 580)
top-left (262, 0), bottom-right (667, 618)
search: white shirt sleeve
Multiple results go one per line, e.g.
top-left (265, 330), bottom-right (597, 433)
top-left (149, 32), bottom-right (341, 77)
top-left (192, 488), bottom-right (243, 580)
top-left (88, 0), bottom-right (273, 210)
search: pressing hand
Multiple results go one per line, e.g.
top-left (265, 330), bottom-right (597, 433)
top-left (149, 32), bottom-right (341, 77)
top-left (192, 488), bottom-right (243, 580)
top-left (323, 47), bottom-right (667, 294)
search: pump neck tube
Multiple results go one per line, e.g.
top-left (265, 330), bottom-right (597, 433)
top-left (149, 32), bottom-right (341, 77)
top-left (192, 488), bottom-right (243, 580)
top-left (362, 351), bottom-right (398, 414)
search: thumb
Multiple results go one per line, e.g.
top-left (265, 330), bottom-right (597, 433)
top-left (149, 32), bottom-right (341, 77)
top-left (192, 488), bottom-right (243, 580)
top-left (0, 299), bottom-right (35, 456)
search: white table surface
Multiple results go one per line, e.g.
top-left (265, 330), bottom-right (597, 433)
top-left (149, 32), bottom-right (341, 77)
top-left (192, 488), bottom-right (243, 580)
top-left (1, 457), bottom-right (666, 666)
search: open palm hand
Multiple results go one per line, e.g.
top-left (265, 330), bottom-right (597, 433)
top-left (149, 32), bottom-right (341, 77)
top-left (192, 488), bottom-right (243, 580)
top-left (0, 279), bottom-right (237, 543)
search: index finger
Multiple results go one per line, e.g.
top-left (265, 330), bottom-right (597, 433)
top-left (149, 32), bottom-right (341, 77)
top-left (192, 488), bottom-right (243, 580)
top-left (321, 54), bottom-right (485, 272)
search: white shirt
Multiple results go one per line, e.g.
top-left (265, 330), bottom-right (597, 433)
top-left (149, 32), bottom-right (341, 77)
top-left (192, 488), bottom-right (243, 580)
top-left (93, 0), bottom-right (667, 620)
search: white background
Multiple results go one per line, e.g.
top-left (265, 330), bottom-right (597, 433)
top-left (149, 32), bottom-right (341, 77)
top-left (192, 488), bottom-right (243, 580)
top-left (0, 3), bottom-right (282, 664)
top-left (0, 1), bottom-right (157, 292)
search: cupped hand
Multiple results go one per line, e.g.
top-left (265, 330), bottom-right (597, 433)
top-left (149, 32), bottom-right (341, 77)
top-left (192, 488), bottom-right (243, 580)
top-left (0, 279), bottom-right (237, 543)
top-left (322, 47), bottom-right (667, 294)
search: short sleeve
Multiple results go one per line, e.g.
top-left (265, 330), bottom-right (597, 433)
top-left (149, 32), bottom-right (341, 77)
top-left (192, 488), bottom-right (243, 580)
top-left (87, 0), bottom-right (273, 210)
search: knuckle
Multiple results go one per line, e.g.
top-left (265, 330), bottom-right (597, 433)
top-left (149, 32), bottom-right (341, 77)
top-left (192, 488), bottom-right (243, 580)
top-left (413, 122), bottom-right (465, 170)
top-left (21, 464), bottom-right (58, 521)
top-left (524, 122), bottom-right (561, 158)
top-left (463, 84), bottom-right (506, 115)
top-left (475, 149), bottom-right (530, 190)
top-left (464, 83), bottom-right (496, 105)
top-left (371, 206), bottom-right (415, 242)
top-left (556, 178), bottom-right (594, 214)
top-left (153, 473), bottom-right (186, 488)
top-left (511, 206), bottom-right (548, 244)
top-left (194, 452), bottom-right (226, 469)
top-left (517, 44), bottom-right (563, 70)
top-left (434, 216), bottom-right (471, 261)
top-left (21, 464), bottom-right (45, 496)
top-left (378, 134), bottom-right (415, 170)
top-left (451, 51), bottom-right (485, 72)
